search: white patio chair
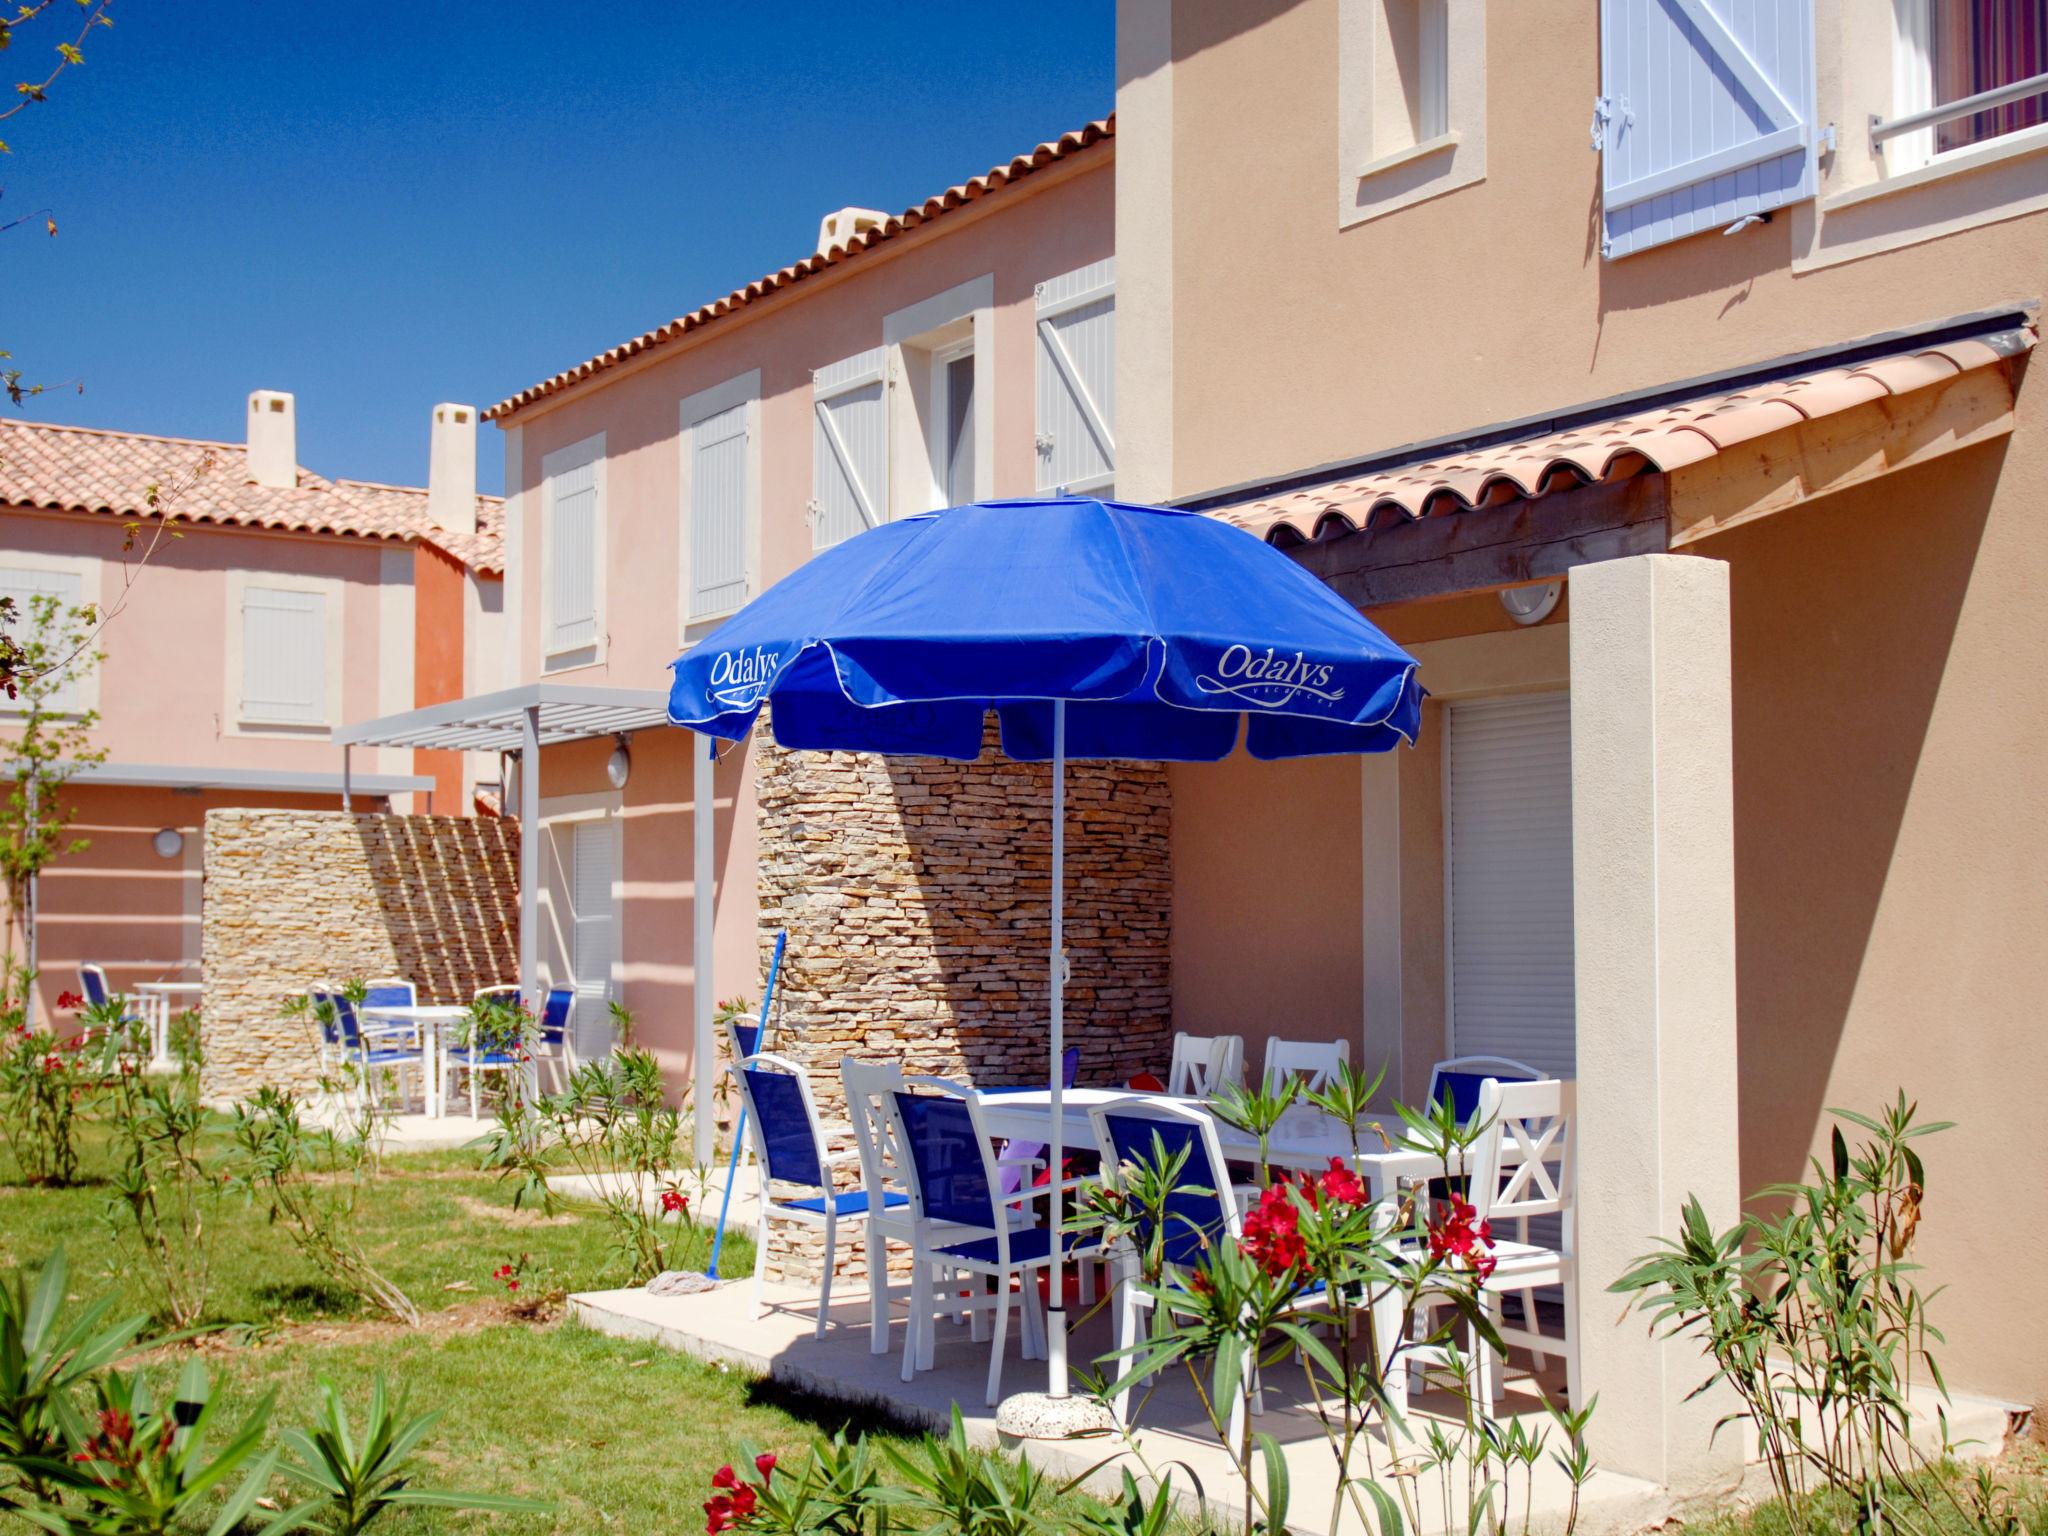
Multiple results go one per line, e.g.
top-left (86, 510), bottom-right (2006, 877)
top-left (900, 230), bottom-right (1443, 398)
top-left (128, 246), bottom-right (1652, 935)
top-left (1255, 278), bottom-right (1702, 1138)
top-left (1409, 1075), bottom-right (1579, 1409)
top-left (1166, 1032), bottom-right (1245, 1097)
top-left (885, 1079), bottom-right (1108, 1405)
top-left (728, 1052), bottom-right (871, 1339)
top-left (1262, 1036), bottom-right (1349, 1095)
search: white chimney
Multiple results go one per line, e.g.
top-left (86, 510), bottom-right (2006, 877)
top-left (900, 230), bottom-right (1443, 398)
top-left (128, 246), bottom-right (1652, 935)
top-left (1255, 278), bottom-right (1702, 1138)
top-left (427, 403), bottom-right (478, 535)
top-left (246, 390), bottom-right (297, 489)
top-left (816, 206), bottom-right (887, 257)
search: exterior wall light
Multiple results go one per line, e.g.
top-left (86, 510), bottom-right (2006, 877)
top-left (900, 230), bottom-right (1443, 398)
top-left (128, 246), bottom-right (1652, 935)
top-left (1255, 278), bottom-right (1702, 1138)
top-left (152, 828), bottom-right (184, 859)
top-left (606, 734), bottom-right (633, 790)
top-left (1499, 580), bottom-right (1562, 626)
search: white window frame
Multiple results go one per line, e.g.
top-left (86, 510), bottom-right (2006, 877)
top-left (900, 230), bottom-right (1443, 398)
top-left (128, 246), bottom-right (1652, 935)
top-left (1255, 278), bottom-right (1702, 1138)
top-left (223, 569), bottom-right (344, 736)
top-left (884, 275), bottom-right (995, 518)
top-left (0, 552), bottom-right (101, 718)
top-left (1878, 0), bottom-right (2048, 174)
top-left (536, 789), bottom-right (624, 1057)
top-left (678, 371), bottom-right (762, 640)
top-left (929, 338), bottom-right (978, 510)
top-left (1337, 0), bottom-right (1486, 228)
top-left (540, 432), bottom-right (607, 672)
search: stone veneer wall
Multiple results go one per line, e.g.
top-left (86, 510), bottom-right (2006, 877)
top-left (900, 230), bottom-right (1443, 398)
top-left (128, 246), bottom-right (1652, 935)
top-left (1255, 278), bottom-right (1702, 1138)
top-left (749, 724), bottom-right (1172, 1281)
top-left (200, 809), bottom-right (519, 1100)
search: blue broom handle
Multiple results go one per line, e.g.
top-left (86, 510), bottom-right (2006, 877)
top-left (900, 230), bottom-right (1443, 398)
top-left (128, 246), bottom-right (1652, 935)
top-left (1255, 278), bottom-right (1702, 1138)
top-left (707, 929), bottom-right (787, 1278)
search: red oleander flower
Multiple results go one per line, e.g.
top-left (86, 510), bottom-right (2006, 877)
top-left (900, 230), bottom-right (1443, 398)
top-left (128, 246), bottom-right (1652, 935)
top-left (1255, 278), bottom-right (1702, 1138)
top-left (755, 1451), bottom-right (777, 1481)
top-left (1240, 1182), bottom-right (1306, 1276)
top-left (660, 1189), bottom-right (688, 1214)
top-left (41, 1053), bottom-right (60, 1075)
top-left (731, 1484), bottom-right (758, 1518)
top-left (705, 1494), bottom-right (737, 1533)
top-left (1319, 1158), bottom-right (1367, 1208)
top-left (56, 990), bottom-right (84, 1011)
top-left (1427, 1195), bottom-right (1498, 1281)
top-left (711, 1464), bottom-right (739, 1491)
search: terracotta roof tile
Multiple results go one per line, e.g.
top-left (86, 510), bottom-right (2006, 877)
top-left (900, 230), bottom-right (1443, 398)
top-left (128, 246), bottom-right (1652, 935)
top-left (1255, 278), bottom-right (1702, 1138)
top-left (0, 418), bottom-right (504, 573)
top-left (1222, 330), bottom-right (2036, 544)
top-left (483, 115), bottom-right (1114, 422)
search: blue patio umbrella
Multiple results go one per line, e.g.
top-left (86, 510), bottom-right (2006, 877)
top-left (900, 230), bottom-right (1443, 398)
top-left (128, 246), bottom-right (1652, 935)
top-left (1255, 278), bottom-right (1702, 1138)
top-left (667, 497), bottom-right (1423, 1400)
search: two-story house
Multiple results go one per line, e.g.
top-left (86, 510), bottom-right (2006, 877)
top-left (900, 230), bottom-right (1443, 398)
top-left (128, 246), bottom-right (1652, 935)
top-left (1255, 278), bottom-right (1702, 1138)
top-left (1112, 0), bottom-right (2044, 1490)
top-left (465, 121), bottom-right (1115, 1108)
top-left (0, 392), bottom-right (504, 1022)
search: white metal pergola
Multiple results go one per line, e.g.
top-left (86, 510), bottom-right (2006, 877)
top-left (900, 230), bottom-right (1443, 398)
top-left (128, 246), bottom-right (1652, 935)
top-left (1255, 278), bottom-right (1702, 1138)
top-left (334, 684), bottom-right (673, 1019)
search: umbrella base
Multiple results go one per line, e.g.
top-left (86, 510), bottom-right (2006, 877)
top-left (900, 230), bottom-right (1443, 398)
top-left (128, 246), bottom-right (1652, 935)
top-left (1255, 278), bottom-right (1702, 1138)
top-left (994, 1390), bottom-right (1117, 1444)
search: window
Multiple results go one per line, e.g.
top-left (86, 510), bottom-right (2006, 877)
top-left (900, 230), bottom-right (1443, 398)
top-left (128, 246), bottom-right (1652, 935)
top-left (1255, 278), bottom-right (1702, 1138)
top-left (1337, 0), bottom-right (1486, 228)
top-left (811, 348), bottom-right (888, 549)
top-left (934, 343), bottom-right (976, 508)
top-left (240, 586), bottom-right (328, 726)
top-left (542, 434), bottom-right (605, 666)
top-left (0, 559), bottom-right (97, 715)
top-left (1886, 0), bottom-right (2048, 169)
top-left (1034, 258), bottom-right (1115, 497)
top-left (681, 372), bottom-right (759, 626)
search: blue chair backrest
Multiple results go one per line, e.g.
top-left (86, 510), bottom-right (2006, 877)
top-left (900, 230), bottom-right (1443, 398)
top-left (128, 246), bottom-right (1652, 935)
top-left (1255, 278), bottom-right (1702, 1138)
top-left (1101, 1110), bottom-right (1228, 1269)
top-left (730, 1020), bottom-right (762, 1059)
top-left (307, 991), bottom-right (346, 1048)
top-left (329, 992), bottom-right (364, 1049)
top-left (742, 1064), bottom-right (824, 1189)
top-left (539, 987), bottom-right (573, 1048)
top-left (1433, 1067), bottom-right (1537, 1126)
top-left (362, 981), bottom-right (414, 1010)
top-left (79, 966), bottom-right (109, 1008)
top-left (895, 1091), bottom-right (997, 1231)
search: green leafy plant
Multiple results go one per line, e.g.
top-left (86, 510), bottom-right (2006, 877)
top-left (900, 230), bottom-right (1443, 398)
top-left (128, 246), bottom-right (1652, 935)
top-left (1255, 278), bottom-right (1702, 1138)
top-left (100, 1024), bottom-right (216, 1329)
top-left (0, 967), bottom-right (110, 1187)
top-left (49, 1356), bottom-right (283, 1536)
top-left (0, 1248), bottom-right (150, 1515)
top-left (1612, 1093), bottom-right (2006, 1536)
top-left (269, 1374), bottom-right (550, 1534)
top-left (228, 1087), bottom-right (419, 1327)
top-left (481, 1047), bottom-right (707, 1284)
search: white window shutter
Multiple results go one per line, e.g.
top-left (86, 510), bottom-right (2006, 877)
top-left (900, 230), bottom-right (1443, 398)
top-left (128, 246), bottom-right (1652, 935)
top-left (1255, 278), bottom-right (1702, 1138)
top-left (0, 567), bottom-right (86, 713)
top-left (689, 403), bottom-right (749, 618)
top-left (811, 347), bottom-right (888, 548)
top-left (569, 819), bottom-right (618, 1059)
top-left (548, 456), bottom-right (599, 652)
top-left (1035, 258), bottom-right (1116, 495)
top-left (1597, 0), bottom-right (1816, 259)
top-left (241, 587), bottom-right (326, 725)
top-left (1444, 694), bottom-right (1576, 1079)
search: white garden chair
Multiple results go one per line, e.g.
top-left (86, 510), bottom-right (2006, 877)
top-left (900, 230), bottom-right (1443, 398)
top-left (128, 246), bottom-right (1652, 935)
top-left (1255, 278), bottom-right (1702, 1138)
top-left (1166, 1032), bottom-right (1245, 1097)
top-left (1261, 1036), bottom-right (1349, 1095)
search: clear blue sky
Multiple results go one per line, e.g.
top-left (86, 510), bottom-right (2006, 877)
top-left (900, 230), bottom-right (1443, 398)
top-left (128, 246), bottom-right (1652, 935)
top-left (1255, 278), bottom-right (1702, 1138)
top-left (0, 3), bottom-right (1114, 496)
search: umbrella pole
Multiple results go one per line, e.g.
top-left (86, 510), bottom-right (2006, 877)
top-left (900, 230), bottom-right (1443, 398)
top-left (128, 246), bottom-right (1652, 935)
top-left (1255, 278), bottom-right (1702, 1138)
top-left (1047, 700), bottom-right (1068, 1398)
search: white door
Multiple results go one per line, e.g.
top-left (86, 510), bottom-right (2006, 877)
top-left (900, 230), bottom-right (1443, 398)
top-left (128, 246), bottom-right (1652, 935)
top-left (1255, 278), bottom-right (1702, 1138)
top-left (569, 819), bottom-right (619, 1060)
top-left (1443, 693), bottom-right (1575, 1079)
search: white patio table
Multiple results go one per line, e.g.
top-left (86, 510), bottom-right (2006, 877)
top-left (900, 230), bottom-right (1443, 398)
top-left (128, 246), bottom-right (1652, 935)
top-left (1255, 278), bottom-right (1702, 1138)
top-left (132, 981), bottom-right (203, 1073)
top-left (969, 1086), bottom-right (1452, 1395)
top-left (359, 1004), bottom-right (472, 1117)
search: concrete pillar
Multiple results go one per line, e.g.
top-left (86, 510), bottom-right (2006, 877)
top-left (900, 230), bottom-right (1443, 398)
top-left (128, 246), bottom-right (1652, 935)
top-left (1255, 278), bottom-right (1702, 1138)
top-left (1568, 553), bottom-right (1742, 1496)
top-left (1114, 0), bottom-right (1173, 502)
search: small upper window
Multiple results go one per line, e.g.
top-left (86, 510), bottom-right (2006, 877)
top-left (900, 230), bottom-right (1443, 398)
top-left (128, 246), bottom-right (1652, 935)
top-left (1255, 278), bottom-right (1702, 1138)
top-left (1337, 0), bottom-right (1485, 228)
top-left (1375, 0), bottom-right (1449, 155)
top-left (1886, 0), bottom-right (2048, 169)
top-left (936, 345), bottom-right (976, 509)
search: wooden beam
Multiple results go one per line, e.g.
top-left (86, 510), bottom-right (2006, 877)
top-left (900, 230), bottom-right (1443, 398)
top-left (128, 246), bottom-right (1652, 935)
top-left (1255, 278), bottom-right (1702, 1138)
top-left (1285, 474), bottom-right (1670, 608)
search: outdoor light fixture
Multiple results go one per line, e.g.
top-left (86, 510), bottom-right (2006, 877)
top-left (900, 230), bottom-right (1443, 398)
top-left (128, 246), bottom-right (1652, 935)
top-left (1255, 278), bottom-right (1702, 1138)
top-left (152, 828), bottom-right (184, 859)
top-left (606, 734), bottom-right (633, 790)
top-left (1499, 580), bottom-right (1562, 626)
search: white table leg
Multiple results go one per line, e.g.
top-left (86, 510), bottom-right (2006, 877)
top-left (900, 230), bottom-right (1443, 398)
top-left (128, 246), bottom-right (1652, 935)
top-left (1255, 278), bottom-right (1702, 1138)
top-left (425, 1021), bottom-right (440, 1118)
top-left (1368, 1171), bottom-right (1409, 1416)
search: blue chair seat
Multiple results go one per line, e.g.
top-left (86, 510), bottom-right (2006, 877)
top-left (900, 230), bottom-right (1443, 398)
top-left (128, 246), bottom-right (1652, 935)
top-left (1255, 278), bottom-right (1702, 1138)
top-left (936, 1226), bottom-right (1104, 1267)
top-left (363, 1048), bottom-right (422, 1065)
top-left (779, 1189), bottom-right (909, 1217)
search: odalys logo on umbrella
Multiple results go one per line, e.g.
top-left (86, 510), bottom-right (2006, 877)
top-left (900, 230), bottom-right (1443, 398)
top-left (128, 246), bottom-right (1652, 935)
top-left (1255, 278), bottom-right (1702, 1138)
top-left (705, 646), bottom-right (780, 708)
top-left (1193, 645), bottom-right (1347, 709)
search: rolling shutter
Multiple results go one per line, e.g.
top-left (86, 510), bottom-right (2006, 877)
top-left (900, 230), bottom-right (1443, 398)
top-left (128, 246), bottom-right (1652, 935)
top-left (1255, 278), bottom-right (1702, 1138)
top-left (689, 402), bottom-right (749, 619)
top-left (811, 347), bottom-right (887, 548)
top-left (1444, 694), bottom-right (1575, 1078)
top-left (1596, 0), bottom-right (1816, 259)
top-left (1035, 258), bottom-right (1116, 496)
top-left (570, 818), bottom-right (618, 1059)
top-left (547, 454), bottom-right (600, 654)
top-left (0, 566), bottom-right (86, 713)
top-left (241, 586), bottom-right (326, 725)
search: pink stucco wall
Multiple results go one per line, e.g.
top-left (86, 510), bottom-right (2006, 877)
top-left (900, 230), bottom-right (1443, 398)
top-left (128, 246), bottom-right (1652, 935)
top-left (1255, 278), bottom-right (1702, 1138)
top-left (502, 151), bottom-right (1114, 1080)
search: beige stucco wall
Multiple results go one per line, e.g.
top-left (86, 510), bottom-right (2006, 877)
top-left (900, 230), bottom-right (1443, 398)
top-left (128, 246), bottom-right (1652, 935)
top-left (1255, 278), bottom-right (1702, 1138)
top-left (1132, 0), bottom-right (2048, 1415)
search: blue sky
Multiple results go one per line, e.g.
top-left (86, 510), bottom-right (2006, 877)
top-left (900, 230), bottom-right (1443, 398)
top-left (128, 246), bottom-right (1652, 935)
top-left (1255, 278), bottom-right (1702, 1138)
top-left (0, 3), bottom-right (1114, 495)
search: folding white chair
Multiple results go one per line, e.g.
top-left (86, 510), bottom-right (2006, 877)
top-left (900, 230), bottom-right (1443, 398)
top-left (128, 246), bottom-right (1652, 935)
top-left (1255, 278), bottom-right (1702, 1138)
top-left (1410, 1075), bottom-right (1578, 1408)
top-left (1166, 1032), bottom-right (1245, 1097)
top-left (1261, 1036), bottom-right (1349, 1095)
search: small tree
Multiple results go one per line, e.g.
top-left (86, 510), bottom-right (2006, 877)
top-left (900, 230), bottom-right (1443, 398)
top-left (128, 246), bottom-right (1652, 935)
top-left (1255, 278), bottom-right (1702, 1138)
top-left (0, 593), bottom-right (104, 987)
